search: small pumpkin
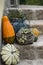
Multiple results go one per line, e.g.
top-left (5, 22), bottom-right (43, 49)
top-left (16, 28), bottom-right (34, 45)
top-left (32, 28), bottom-right (40, 36)
top-left (12, 19), bottom-right (28, 33)
top-left (32, 28), bottom-right (40, 42)
top-left (1, 44), bottom-right (20, 65)
top-left (2, 16), bottom-right (15, 43)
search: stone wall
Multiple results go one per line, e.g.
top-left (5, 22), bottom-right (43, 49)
top-left (21, 10), bottom-right (43, 20)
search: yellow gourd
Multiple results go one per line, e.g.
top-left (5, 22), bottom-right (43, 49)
top-left (32, 28), bottom-right (40, 36)
top-left (2, 16), bottom-right (15, 43)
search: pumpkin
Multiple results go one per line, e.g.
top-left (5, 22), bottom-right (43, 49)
top-left (32, 28), bottom-right (40, 36)
top-left (16, 28), bottom-right (34, 45)
top-left (1, 44), bottom-right (20, 65)
top-left (12, 19), bottom-right (29, 33)
top-left (2, 16), bottom-right (15, 43)
top-left (32, 28), bottom-right (40, 42)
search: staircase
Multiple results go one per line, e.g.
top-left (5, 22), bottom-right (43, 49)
top-left (0, 1), bottom-right (43, 64)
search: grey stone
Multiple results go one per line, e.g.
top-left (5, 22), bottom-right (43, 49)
top-left (17, 59), bottom-right (43, 65)
top-left (17, 60), bottom-right (33, 65)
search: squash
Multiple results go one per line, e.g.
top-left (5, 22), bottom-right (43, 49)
top-left (2, 16), bottom-right (15, 43)
top-left (32, 28), bottom-right (40, 36)
top-left (12, 19), bottom-right (28, 33)
top-left (1, 44), bottom-right (20, 65)
top-left (32, 28), bottom-right (40, 42)
top-left (16, 28), bottom-right (34, 45)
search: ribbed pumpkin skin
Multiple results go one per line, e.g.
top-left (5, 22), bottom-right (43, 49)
top-left (1, 44), bottom-right (20, 65)
top-left (2, 16), bottom-right (15, 43)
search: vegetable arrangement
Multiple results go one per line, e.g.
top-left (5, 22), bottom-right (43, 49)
top-left (1, 16), bottom-right (40, 65)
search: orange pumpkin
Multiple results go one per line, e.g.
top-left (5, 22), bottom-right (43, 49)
top-left (2, 16), bottom-right (15, 43)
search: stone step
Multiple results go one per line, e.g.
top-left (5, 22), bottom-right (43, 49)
top-left (17, 59), bottom-right (43, 65)
top-left (14, 43), bottom-right (43, 60)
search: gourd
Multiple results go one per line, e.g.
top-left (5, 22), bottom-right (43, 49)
top-left (32, 28), bottom-right (40, 36)
top-left (1, 44), bottom-right (20, 65)
top-left (12, 19), bottom-right (28, 33)
top-left (2, 16), bottom-right (15, 43)
top-left (16, 28), bottom-right (34, 45)
top-left (32, 28), bottom-right (40, 42)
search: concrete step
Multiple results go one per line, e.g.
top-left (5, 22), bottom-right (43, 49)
top-left (17, 59), bottom-right (43, 65)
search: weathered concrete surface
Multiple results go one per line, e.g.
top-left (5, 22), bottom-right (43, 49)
top-left (18, 5), bottom-right (43, 10)
top-left (15, 35), bottom-right (43, 65)
top-left (7, 5), bottom-right (43, 10)
top-left (17, 59), bottom-right (43, 65)
top-left (14, 43), bottom-right (43, 60)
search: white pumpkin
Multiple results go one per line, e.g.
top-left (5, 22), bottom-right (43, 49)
top-left (1, 44), bottom-right (20, 65)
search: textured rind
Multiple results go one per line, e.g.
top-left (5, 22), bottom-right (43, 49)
top-left (16, 28), bottom-right (34, 45)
